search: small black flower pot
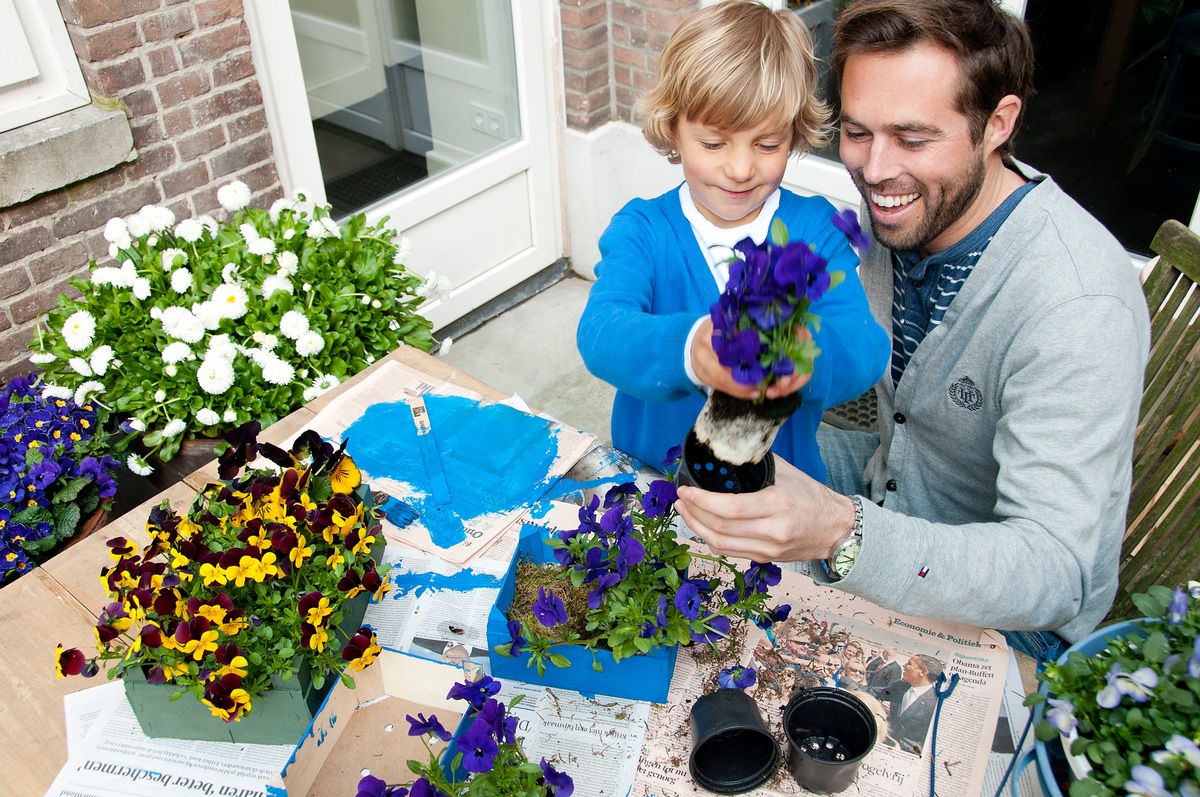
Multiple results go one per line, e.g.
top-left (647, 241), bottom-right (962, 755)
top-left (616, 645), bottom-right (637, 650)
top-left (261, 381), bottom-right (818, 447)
top-left (783, 688), bottom-right (877, 794)
top-left (677, 429), bottom-right (775, 494)
top-left (689, 688), bottom-right (781, 794)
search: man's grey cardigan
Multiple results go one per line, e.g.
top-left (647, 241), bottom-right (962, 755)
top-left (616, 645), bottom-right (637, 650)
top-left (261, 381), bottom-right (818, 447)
top-left (823, 164), bottom-right (1150, 644)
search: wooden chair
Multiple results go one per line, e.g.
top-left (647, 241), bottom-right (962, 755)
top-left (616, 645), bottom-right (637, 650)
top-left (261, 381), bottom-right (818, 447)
top-left (1107, 219), bottom-right (1200, 621)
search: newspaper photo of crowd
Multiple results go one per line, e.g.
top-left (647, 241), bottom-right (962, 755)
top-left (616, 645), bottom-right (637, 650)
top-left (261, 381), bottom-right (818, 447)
top-left (748, 611), bottom-right (947, 756)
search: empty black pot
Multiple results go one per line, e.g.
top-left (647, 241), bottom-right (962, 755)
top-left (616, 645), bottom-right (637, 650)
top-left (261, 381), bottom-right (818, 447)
top-left (783, 688), bottom-right (877, 794)
top-left (676, 429), bottom-right (775, 494)
top-left (689, 688), bottom-right (781, 794)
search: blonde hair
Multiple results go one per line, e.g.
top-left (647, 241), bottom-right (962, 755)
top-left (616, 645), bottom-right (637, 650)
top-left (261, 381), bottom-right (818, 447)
top-left (638, 0), bottom-right (830, 164)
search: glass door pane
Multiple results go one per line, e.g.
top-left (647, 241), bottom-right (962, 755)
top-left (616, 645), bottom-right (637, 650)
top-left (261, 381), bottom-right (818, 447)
top-left (290, 0), bottom-right (521, 218)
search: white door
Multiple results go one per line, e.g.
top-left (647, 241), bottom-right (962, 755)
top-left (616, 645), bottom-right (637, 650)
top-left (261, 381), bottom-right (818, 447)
top-left (245, 0), bottom-right (562, 332)
top-left (777, 0), bottom-right (1200, 247)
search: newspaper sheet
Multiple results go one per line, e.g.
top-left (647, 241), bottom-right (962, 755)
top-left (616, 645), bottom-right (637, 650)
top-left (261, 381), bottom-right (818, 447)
top-left (984, 649), bottom-right (1041, 797)
top-left (47, 681), bottom-right (293, 797)
top-left (631, 567), bottom-right (1010, 797)
top-left (300, 360), bottom-right (595, 564)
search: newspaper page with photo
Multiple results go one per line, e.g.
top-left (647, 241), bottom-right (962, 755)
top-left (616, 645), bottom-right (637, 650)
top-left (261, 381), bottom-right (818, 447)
top-left (632, 567), bottom-right (1009, 797)
top-left (298, 360), bottom-right (595, 564)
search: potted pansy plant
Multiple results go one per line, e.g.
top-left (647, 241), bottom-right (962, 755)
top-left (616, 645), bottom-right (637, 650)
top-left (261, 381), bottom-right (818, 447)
top-left (0, 374), bottom-right (120, 582)
top-left (682, 212), bottom-right (867, 493)
top-left (29, 180), bottom-right (440, 480)
top-left (357, 674), bottom-right (574, 797)
top-left (488, 453), bottom-right (791, 703)
top-left (1023, 582), bottom-right (1200, 797)
top-left (55, 421), bottom-right (390, 744)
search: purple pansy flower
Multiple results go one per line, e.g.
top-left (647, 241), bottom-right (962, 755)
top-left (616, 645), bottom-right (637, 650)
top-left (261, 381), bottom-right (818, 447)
top-left (406, 712), bottom-right (452, 741)
top-left (674, 581), bottom-right (701, 620)
top-left (1124, 765), bottom-right (1171, 797)
top-left (713, 327), bottom-right (765, 387)
top-left (447, 675), bottom-right (501, 709)
top-left (832, 208), bottom-right (872, 253)
top-left (641, 480), bottom-right (677, 519)
top-left (541, 759), bottom-right (575, 797)
top-left (532, 587), bottom-right (568, 627)
top-left (505, 619), bottom-right (526, 656)
top-left (460, 718), bottom-right (500, 774)
top-left (1044, 698), bottom-right (1077, 735)
top-left (755, 603), bottom-right (791, 629)
top-left (1168, 587), bottom-right (1189, 624)
top-left (718, 666), bottom-right (757, 690)
top-left (691, 614), bottom-right (732, 644)
top-left (588, 572), bottom-right (621, 610)
top-left (661, 445), bottom-right (682, 469)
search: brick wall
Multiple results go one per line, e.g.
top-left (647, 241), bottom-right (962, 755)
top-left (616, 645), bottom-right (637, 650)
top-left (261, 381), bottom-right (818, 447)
top-left (560, 0), bottom-right (698, 132)
top-left (0, 0), bottom-right (281, 381)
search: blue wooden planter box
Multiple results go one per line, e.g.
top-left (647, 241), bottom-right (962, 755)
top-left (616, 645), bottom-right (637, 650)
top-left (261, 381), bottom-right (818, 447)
top-left (486, 532), bottom-right (678, 703)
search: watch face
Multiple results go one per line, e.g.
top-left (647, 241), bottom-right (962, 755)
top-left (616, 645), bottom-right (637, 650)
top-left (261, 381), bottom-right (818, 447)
top-left (833, 540), bottom-right (862, 577)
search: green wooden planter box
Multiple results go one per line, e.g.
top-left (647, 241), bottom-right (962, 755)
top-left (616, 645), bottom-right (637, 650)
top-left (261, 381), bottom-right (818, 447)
top-left (124, 540), bottom-right (383, 744)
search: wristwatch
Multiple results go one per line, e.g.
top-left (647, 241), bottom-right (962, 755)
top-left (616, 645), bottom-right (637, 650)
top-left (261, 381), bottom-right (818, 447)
top-left (822, 495), bottom-right (863, 582)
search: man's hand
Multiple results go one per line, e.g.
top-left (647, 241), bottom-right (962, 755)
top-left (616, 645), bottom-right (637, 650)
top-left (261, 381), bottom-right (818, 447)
top-left (690, 317), bottom-right (812, 400)
top-left (675, 456), bottom-right (856, 563)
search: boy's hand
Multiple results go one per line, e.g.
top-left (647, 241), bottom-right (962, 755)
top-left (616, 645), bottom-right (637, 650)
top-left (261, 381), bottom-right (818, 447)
top-left (691, 318), bottom-right (812, 400)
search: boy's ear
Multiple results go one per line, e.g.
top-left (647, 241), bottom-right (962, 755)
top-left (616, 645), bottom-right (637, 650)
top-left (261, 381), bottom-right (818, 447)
top-left (986, 94), bottom-right (1022, 154)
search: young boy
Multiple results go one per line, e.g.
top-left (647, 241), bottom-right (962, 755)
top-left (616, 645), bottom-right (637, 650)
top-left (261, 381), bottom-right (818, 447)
top-left (576, 0), bottom-right (888, 480)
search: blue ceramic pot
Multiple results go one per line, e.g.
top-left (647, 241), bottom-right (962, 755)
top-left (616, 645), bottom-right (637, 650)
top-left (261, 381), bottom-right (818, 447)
top-left (1010, 619), bottom-right (1148, 797)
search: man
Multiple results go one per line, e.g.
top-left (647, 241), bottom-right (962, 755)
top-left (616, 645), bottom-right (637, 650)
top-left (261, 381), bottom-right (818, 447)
top-left (675, 0), bottom-right (1150, 660)
top-left (867, 649), bottom-right (901, 697)
top-left (879, 655), bottom-right (944, 754)
top-left (865, 647), bottom-right (889, 678)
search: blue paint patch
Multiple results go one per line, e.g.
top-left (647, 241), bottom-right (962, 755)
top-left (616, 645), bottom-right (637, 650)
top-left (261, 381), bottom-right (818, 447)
top-left (381, 496), bottom-right (419, 528)
top-left (344, 394), bottom-right (565, 550)
top-left (389, 566), bottom-right (499, 599)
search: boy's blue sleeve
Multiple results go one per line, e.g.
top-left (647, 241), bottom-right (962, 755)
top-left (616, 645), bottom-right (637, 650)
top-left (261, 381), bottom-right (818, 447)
top-left (790, 201), bottom-right (890, 410)
top-left (576, 202), bottom-right (705, 404)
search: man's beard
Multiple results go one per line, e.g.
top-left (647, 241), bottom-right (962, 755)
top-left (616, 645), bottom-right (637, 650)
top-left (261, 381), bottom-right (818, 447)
top-left (854, 149), bottom-right (986, 253)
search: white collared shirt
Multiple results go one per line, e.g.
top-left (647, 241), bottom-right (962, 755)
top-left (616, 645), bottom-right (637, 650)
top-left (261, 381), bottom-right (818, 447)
top-left (900, 682), bottom-right (933, 714)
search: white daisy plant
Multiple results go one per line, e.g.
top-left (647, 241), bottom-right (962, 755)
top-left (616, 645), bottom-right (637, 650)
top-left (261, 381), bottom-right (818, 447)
top-left (29, 180), bottom-right (436, 465)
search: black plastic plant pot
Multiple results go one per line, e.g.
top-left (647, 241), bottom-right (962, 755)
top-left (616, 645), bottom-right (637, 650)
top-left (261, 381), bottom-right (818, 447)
top-left (783, 688), bottom-right (877, 794)
top-left (689, 688), bottom-right (781, 794)
top-left (676, 429), bottom-right (775, 494)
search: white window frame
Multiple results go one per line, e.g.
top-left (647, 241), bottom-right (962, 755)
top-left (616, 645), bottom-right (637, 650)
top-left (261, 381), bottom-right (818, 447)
top-left (0, 0), bottom-right (90, 134)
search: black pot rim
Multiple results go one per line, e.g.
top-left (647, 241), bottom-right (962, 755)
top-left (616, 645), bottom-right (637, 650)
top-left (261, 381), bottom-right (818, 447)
top-left (783, 687), bottom-right (877, 766)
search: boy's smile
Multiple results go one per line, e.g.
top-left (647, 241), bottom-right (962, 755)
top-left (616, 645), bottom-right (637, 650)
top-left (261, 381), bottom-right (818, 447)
top-left (675, 116), bottom-right (793, 229)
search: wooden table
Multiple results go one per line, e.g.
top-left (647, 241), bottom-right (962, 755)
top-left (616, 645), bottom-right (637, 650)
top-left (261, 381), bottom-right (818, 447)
top-left (2, 346), bottom-right (507, 797)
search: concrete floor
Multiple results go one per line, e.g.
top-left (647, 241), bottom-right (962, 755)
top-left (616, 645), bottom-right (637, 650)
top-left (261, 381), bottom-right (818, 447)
top-left (436, 274), bottom-right (616, 442)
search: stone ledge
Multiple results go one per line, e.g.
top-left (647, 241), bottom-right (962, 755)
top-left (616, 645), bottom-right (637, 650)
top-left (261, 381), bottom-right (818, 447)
top-left (0, 104), bottom-right (136, 208)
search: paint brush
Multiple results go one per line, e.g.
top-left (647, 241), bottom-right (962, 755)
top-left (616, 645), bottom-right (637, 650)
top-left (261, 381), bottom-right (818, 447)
top-left (410, 396), bottom-right (452, 508)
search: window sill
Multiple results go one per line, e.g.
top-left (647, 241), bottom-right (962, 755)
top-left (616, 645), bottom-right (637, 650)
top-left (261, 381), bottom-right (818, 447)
top-left (0, 104), bottom-right (135, 208)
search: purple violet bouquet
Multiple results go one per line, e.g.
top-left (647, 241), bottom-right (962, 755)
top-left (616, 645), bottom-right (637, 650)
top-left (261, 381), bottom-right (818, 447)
top-left (494, 456), bottom-right (791, 675)
top-left (709, 216), bottom-right (856, 393)
top-left (0, 374), bottom-right (119, 582)
top-left (692, 211), bottom-right (869, 468)
top-left (357, 675), bottom-right (573, 797)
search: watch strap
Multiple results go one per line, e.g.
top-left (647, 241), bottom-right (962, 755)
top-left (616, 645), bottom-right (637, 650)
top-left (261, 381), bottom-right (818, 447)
top-left (822, 495), bottom-right (864, 582)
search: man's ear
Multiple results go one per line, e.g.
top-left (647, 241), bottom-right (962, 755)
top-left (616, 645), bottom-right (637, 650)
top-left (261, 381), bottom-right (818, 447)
top-left (986, 94), bottom-right (1022, 155)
